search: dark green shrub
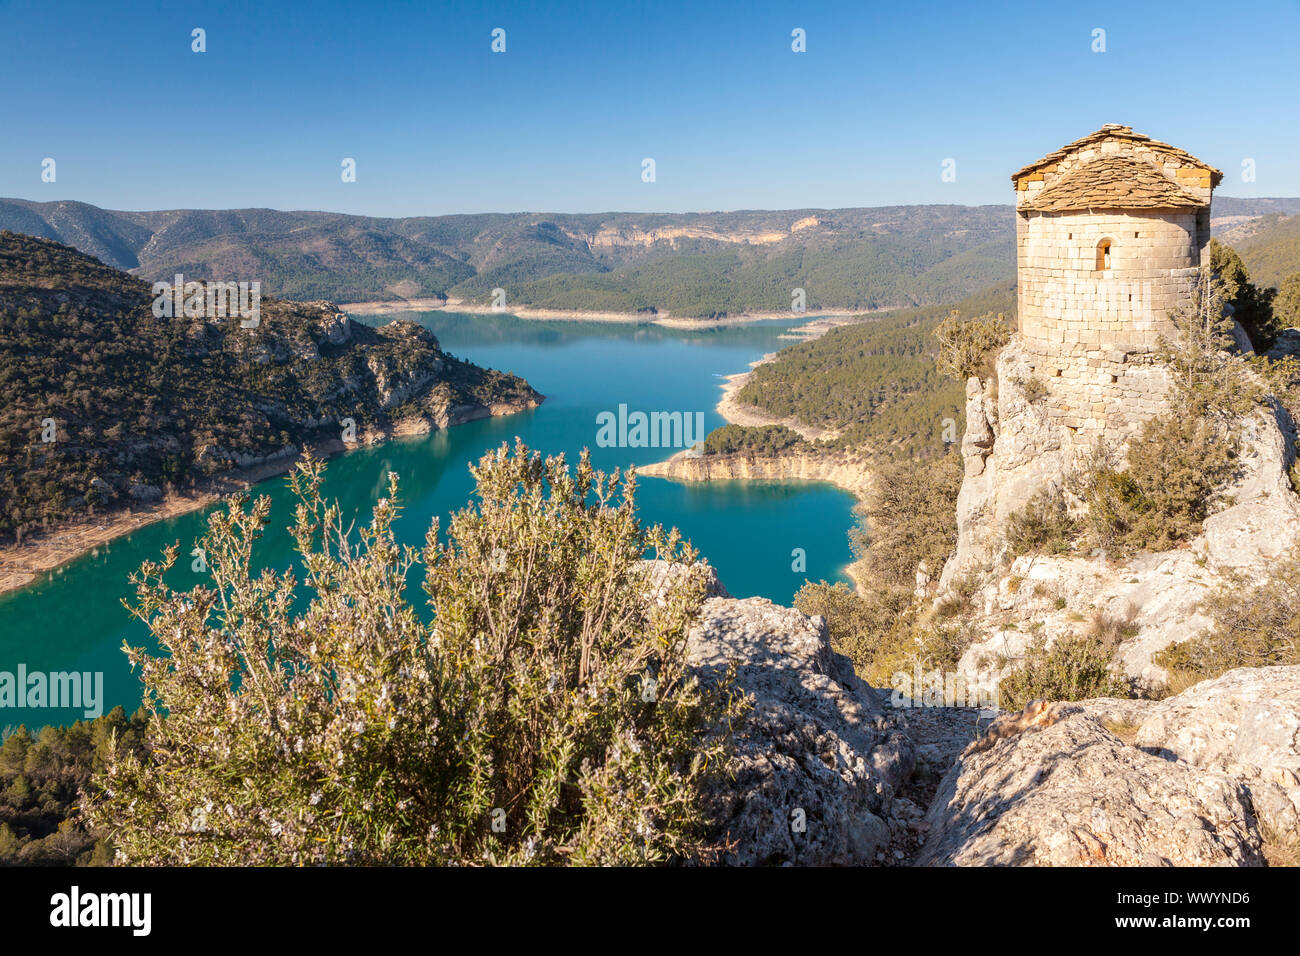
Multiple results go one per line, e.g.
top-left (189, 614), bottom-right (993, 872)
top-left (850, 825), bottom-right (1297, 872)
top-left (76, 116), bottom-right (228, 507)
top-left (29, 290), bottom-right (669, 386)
top-left (0, 709), bottom-right (147, 866)
top-left (1005, 487), bottom-right (1077, 556)
top-left (795, 580), bottom-right (913, 682)
top-left (934, 309), bottom-right (1010, 382)
top-left (1079, 414), bottom-right (1236, 556)
top-left (1210, 239), bottom-right (1280, 351)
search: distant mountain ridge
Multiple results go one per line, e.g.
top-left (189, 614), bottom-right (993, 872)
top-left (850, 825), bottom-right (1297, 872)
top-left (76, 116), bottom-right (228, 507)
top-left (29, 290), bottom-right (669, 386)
top-left (2, 197), bottom-right (1298, 318)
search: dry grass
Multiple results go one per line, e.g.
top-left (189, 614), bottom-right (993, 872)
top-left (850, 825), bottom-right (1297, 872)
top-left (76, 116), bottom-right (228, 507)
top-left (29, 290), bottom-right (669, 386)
top-left (1102, 718), bottom-right (1141, 746)
top-left (1261, 823), bottom-right (1300, 867)
top-left (1088, 603), bottom-right (1141, 650)
top-left (1150, 667), bottom-right (1206, 700)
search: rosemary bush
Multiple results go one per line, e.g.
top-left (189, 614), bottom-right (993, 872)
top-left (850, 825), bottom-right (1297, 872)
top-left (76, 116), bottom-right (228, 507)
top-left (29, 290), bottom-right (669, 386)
top-left (86, 442), bottom-right (743, 865)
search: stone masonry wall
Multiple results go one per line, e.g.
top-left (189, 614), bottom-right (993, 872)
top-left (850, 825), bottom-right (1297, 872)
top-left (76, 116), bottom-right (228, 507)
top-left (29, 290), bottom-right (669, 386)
top-left (1014, 209), bottom-right (1199, 437)
top-left (1018, 210), bottom-right (1201, 351)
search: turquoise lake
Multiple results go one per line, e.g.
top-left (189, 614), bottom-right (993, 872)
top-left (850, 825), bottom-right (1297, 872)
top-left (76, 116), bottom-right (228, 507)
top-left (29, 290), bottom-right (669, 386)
top-left (0, 312), bottom-right (857, 726)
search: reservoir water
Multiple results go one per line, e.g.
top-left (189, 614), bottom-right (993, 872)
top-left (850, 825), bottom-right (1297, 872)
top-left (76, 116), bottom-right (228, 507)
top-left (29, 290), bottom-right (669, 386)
top-left (0, 312), bottom-right (858, 725)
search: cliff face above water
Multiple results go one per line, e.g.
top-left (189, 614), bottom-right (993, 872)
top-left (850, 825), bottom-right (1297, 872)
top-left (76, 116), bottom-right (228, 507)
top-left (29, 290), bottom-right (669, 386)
top-left (0, 232), bottom-right (542, 542)
top-left (639, 448), bottom-right (874, 501)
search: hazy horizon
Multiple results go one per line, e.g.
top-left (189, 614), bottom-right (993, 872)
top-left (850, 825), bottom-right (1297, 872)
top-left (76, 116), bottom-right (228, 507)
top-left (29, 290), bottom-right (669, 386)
top-left (4, 194), bottom-right (1299, 221)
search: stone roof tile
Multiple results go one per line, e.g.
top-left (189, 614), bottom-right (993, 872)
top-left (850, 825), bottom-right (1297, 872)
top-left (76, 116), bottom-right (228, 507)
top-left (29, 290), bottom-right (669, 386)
top-left (1021, 153), bottom-right (1205, 212)
top-left (1011, 124), bottom-right (1223, 187)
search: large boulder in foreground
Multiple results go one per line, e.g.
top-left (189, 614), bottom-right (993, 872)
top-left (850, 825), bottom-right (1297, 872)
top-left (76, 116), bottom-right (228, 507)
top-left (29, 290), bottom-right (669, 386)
top-left (685, 584), bottom-right (914, 866)
top-left (921, 666), bottom-right (1300, 866)
top-left (919, 709), bottom-right (1264, 866)
top-left (1087, 665), bottom-right (1300, 836)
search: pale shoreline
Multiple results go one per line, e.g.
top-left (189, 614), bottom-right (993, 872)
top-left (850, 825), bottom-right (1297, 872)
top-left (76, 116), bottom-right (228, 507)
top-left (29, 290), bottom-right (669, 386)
top-left (0, 461), bottom-right (297, 596)
top-left (0, 306), bottom-right (872, 598)
top-left (340, 296), bottom-right (869, 329)
top-left (695, 311), bottom-right (861, 442)
top-left (0, 409), bottom-right (532, 598)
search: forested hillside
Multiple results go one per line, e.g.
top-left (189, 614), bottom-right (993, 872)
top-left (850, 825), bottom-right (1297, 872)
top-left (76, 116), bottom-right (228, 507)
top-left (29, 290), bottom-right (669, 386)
top-left (734, 283), bottom-right (1017, 459)
top-left (0, 708), bottom-right (147, 865)
top-left (0, 232), bottom-right (539, 542)
top-left (1232, 213), bottom-right (1300, 291)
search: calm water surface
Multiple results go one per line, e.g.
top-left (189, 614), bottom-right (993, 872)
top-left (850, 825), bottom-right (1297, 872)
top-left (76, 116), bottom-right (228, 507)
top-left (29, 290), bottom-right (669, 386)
top-left (0, 312), bottom-right (857, 724)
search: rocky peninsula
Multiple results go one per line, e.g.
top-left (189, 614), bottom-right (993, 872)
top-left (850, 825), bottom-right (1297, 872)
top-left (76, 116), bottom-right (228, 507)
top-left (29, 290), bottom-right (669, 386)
top-left (0, 232), bottom-right (542, 594)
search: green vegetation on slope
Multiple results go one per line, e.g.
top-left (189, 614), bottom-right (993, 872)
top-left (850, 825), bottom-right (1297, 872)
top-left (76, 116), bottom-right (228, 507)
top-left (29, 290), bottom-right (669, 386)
top-left (795, 451), bottom-right (967, 686)
top-left (0, 232), bottom-right (539, 542)
top-left (1210, 238), bottom-right (1282, 348)
top-left (468, 234), bottom-right (1017, 319)
top-left (1235, 213), bottom-right (1300, 294)
top-left (1156, 548), bottom-right (1300, 688)
top-left (702, 424), bottom-right (807, 457)
top-left (733, 283), bottom-right (1016, 459)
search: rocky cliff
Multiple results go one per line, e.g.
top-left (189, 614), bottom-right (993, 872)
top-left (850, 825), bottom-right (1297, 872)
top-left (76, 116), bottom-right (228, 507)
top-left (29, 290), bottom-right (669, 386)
top-left (660, 562), bottom-right (912, 865)
top-left (939, 335), bottom-right (1300, 689)
top-left (678, 562), bottom-right (1300, 867)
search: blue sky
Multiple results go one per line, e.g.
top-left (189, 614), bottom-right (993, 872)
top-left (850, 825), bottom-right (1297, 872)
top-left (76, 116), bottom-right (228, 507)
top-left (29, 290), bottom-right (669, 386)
top-left (2, 0), bottom-right (1298, 216)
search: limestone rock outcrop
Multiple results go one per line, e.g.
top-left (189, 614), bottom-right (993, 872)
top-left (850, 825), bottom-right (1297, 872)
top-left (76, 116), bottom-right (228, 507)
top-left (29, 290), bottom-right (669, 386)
top-left (920, 666), bottom-right (1300, 866)
top-left (941, 341), bottom-right (1180, 589)
top-left (942, 335), bottom-right (1299, 689)
top-left (953, 549), bottom-right (1218, 693)
top-left (1201, 399), bottom-right (1300, 572)
top-left (919, 709), bottom-right (1264, 866)
top-left (1086, 666), bottom-right (1300, 835)
top-left (639, 448), bottom-right (873, 501)
top-left (681, 568), bottom-right (913, 865)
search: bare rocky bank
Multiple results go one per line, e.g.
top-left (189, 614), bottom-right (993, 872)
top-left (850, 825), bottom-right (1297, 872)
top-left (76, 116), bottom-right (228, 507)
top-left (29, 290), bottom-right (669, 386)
top-left (340, 297), bottom-right (863, 330)
top-left (639, 448), bottom-right (873, 501)
top-left (0, 393), bottom-right (541, 597)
